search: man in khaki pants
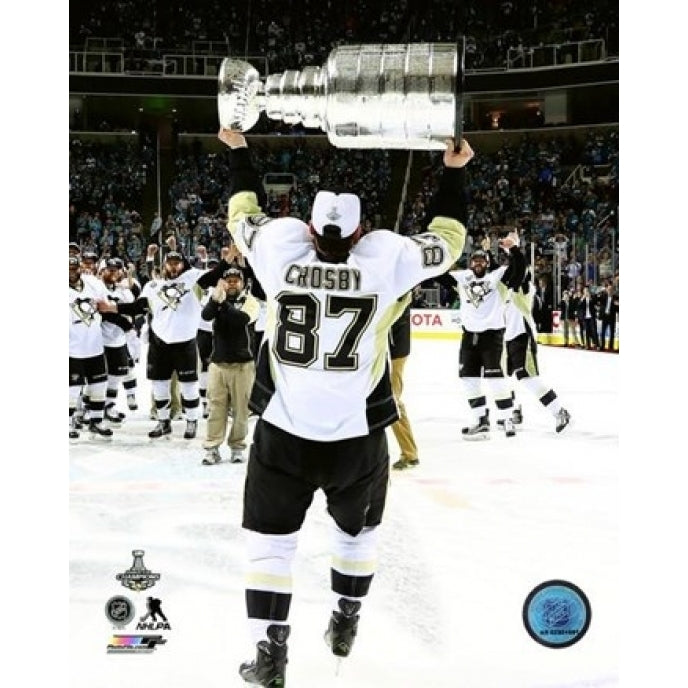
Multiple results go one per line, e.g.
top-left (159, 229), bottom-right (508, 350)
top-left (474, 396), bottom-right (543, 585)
top-left (389, 296), bottom-right (419, 470)
top-left (201, 268), bottom-right (259, 464)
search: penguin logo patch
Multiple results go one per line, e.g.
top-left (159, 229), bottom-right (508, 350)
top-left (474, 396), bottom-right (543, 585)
top-left (158, 283), bottom-right (190, 311)
top-left (463, 280), bottom-right (493, 308)
top-left (71, 297), bottom-right (98, 326)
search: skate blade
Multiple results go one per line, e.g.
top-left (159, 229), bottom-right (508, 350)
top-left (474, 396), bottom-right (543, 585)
top-left (462, 434), bottom-right (490, 441)
top-left (334, 657), bottom-right (344, 677)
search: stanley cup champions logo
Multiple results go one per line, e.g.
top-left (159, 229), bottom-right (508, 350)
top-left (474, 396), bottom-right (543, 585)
top-left (116, 550), bottom-right (161, 591)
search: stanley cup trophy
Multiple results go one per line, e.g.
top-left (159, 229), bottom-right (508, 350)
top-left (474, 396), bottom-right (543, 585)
top-left (218, 41), bottom-right (465, 150)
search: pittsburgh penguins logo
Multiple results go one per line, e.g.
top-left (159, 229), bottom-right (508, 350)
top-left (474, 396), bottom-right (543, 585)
top-left (71, 297), bottom-right (98, 326)
top-left (463, 280), bottom-right (493, 308)
top-left (158, 282), bottom-right (190, 311)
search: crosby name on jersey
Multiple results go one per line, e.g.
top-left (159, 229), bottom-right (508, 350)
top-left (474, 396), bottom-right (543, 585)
top-left (284, 264), bottom-right (362, 291)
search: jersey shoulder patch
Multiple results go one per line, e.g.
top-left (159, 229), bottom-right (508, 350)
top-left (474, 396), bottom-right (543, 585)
top-left (246, 215), bottom-right (272, 228)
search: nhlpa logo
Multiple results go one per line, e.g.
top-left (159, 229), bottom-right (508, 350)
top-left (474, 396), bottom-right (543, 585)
top-left (136, 596), bottom-right (171, 631)
top-left (158, 282), bottom-right (190, 311)
top-left (116, 550), bottom-right (161, 591)
top-left (463, 280), bottom-right (493, 308)
top-left (71, 297), bottom-right (98, 326)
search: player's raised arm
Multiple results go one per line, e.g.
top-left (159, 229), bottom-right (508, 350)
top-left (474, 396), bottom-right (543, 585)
top-left (218, 128), bottom-right (269, 255)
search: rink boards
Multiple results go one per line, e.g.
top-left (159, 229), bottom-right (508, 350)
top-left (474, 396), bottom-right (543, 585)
top-left (410, 308), bottom-right (620, 348)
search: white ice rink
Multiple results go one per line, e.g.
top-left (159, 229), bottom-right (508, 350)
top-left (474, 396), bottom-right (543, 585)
top-left (69, 338), bottom-right (619, 688)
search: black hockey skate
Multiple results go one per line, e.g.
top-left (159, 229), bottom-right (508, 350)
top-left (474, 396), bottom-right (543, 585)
top-left (555, 408), bottom-right (571, 433)
top-left (462, 414), bottom-right (490, 440)
top-left (149, 419), bottom-right (172, 438)
top-left (105, 403), bottom-right (124, 423)
top-left (497, 406), bottom-right (522, 429)
top-left (239, 624), bottom-right (289, 687)
top-left (88, 420), bottom-right (113, 437)
top-left (324, 598), bottom-right (361, 658)
top-left (183, 419), bottom-right (197, 439)
top-left (69, 416), bottom-right (80, 439)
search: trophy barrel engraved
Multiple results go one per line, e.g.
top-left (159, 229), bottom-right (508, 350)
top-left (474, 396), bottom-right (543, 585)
top-left (217, 41), bottom-right (465, 150)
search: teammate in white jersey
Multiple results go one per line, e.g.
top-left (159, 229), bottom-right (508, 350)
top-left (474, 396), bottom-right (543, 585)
top-left (99, 257), bottom-right (139, 423)
top-left (218, 127), bottom-right (472, 687)
top-left (197, 257), bottom-right (219, 419)
top-left (69, 255), bottom-right (113, 438)
top-left (447, 238), bottom-right (526, 439)
top-left (120, 263), bottom-right (143, 411)
top-left (504, 270), bottom-right (571, 433)
top-left (99, 244), bottom-right (227, 439)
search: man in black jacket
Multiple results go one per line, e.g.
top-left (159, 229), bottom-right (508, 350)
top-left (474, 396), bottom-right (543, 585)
top-left (577, 286), bottom-right (600, 350)
top-left (201, 267), bottom-right (259, 464)
top-left (597, 284), bottom-right (619, 352)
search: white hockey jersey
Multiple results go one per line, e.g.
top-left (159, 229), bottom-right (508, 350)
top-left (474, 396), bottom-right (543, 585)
top-left (101, 282), bottom-right (136, 348)
top-left (505, 286), bottom-right (536, 342)
top-left (449, 265), bottom-right (510, 332)
top-left (197, 289), bottom-right (214, 333)
top-left (69, 274), bottom-right (109, 358)
top-left (141, 268), bottom-right (206, 343)
top-left (229, 191), bottom-right (465, 441)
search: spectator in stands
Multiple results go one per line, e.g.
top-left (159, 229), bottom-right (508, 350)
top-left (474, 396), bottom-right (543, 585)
top-left (597, 283), bottom-right (618, 352)
top-left (411, 285), bottom-right (429, 308)
top-left (559, 289), bottom-right (581, 348)
top-left (576, 286), bottom-right (600, 350)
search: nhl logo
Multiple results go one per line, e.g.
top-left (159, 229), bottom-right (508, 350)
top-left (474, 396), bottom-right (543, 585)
top-left (116, 550), bottom-right (161, 591)
top-left (105, 595), bottom-right (136, 628)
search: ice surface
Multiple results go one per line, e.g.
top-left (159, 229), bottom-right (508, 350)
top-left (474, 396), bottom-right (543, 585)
top-left (70, 339), bottom-right (618, 687)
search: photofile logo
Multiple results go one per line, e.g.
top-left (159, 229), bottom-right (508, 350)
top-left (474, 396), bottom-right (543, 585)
top-left (106, 635), bottom-right (167, 654)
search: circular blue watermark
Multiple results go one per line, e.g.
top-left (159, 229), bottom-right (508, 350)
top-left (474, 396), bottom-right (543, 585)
top-left (523, 580), bottom-right (591, 648)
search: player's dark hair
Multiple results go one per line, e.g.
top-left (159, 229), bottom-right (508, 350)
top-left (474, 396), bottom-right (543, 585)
top-left (311, 226), bottom-right (360, 263)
